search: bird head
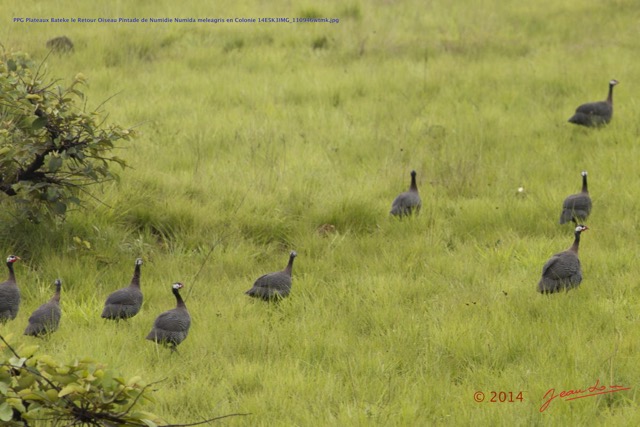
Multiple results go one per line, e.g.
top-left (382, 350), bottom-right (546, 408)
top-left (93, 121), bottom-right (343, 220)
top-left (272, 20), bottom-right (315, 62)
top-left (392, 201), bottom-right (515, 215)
top-left (54, 279), bottom-right (62, 286)
top-left (290, 251), bottom-right (298, 258)
top-left (6, 255), bottom-right (20, 263)
top-left (410, 170), bottom-right (417, 178)
top-left (575, 225), bottom-right (589, 233)
top-left (609, 79), bottom-right (619, 86)
top-left (135, 258), bottom-right (143, 266)
top-left (581, 171), bottom-right (587, 177)
top-left (172, 282), bottom-right (184, 290)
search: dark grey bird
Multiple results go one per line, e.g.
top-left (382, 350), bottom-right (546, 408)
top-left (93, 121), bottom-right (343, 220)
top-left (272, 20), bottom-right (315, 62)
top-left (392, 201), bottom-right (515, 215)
top-left (559, 171), bottom-right (592, 225)
top-left (0, 255), bottom-right (21, 323)
top-left (101, 258), bottom-right (143, 320)
top-left (24, 279), bottom-right (62, 337)
top-left (146, 282), bottom-right (191, 350)
top-left (390, 170), bottom-right (422, 217)
top-left (245, 251), bottom-right (297, 301)
top-left (538, 225), bottom-right (588, 294)
top-left (568, 79), bottom-right (619, 127)
top-left (46, 35), bottom-right (74, 53)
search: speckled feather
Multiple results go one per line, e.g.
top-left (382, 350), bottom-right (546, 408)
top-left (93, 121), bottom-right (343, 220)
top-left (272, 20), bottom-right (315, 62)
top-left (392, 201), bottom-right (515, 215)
top-left (390, 170), bottom-right (422, 217)
top-left (0, 256), bottom-right (21, 323)
top-left (146, 284), bottom-right (190, 348)
top-left (538, 251), bottom-right (582, 293)
top-left (559, 172), bottom-right (591, 224)
top-left (24, 279), bottom-right (62, 337)
top-left (101, 259), bottom-right (143, 320)
top-left (246, 251), bottom-right (297, 300)
top-left (568, 80), bottom-right (618, 127)
top-left (538, 226), bottom-right (587, 294)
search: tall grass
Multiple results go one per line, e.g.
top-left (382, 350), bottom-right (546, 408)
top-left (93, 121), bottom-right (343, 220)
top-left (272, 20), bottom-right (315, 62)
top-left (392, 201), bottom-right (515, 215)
top-left (1, 0), bottom-right (639, 425)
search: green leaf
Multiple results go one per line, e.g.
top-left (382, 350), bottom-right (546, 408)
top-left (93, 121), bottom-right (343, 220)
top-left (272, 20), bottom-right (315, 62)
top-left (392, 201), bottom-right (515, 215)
top-left (45, 388), bottom-right (59, 402)
top-left (17, 344), bottom-right (40, 358)
top-left (6, 398), bottom-right (25, 413)
top-left (17, 375), bottom-right (36, 389)
top-left (52, 374), bottom-right (75, 385)
top-left (58, 383), bottom-right (84, 397)
top-left (127, 376), bottom-right (142, 386)
top-left (31, 116), bottom-right (48, 130)
top-left (9, 357), bottom-right (27, 368)
top-left (48, 156), bottom-right (63, 172)
top-left (0, 402), bottom-right (13, 421)
top-left (36, 354), bottom-right (59, 367)
top-left (18, 389), bottom-right (45, 401)
top-left (52, 202), bottom-right (67, 216)
top-left (45, 186), bottom-right (59, 202)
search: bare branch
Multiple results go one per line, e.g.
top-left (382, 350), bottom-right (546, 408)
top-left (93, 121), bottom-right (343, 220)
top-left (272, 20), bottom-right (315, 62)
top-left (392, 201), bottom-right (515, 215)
top-left (161, 413), bottom-right (252, 427)
top-left (0, 333), bottom-right (21, 358)
top-left (92, 91), bottom-right (123, 115)
top-left (115, 379), bottom-right (168, 418)
top-left (185, 190), bottom-right (247, 301)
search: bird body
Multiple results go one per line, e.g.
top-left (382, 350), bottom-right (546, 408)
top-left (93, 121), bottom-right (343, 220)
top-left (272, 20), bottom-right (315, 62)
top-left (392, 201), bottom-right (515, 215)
top-left (560, 171), bottom-right (592, 225)
top-left (146, 282), bottom-right (190, 349)
top-left (246, 251), bottom-right (297, 300)
top-left (0, 255), bottom-right (21, 323)
top-left (390, 170), bottom-right (422, 217)
top-left (24, 279), bottom-right (62, 337)
top-left (568, 80), bottom-right (618, 127)
top-left (101, 258), bottom-right (143, 320)
top-left (538, 225), bottom-right (588, 294)
top-left (46, 35), bottom-right (74, 53)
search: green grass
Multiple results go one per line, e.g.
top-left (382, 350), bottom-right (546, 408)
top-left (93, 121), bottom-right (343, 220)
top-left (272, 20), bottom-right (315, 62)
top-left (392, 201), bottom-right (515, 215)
top-left (1, 0), bottom-right (640, 425)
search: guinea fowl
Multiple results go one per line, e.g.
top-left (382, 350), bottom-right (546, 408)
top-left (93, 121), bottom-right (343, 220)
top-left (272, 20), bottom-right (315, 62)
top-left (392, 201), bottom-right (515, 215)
top-left (568, 79), bottom-right (619, 127)
top-left (0, 255), bottom-right (21, 323)
top-left (146, 282), bottom-right (191, 350)
top-left (24, 279), bottom-right (62, 337)
top-left (245, 251), bottom-right (297, 301)
top-left (538, 225), bottom-right (588, 294)
top-left (101, 258), bottom-right (143, 320)
top-left (390, 170), bottom-right (422, 217)
top-left (559, 171), bottom-right (592, 225)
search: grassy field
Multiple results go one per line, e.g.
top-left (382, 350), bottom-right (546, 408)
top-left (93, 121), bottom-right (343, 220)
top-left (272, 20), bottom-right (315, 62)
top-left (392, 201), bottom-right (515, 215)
top-left (1, 0), bottom-right (640, 425)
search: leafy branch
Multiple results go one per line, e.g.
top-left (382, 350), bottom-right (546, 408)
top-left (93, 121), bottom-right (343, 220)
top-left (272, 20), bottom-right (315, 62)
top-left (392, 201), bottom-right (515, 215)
top-left (0, 49), bottom-right (135, 221)
top-left (0, 334), bottom-right (249, 426)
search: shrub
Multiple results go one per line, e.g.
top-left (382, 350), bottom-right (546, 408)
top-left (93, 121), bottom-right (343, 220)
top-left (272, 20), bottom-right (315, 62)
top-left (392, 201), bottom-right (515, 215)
top-left (0, 335), bottom-right (247, 426)
top-left (0, 335), bottom-right (162, 426)
top-left (0, 50), bottom-right (135, 221)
